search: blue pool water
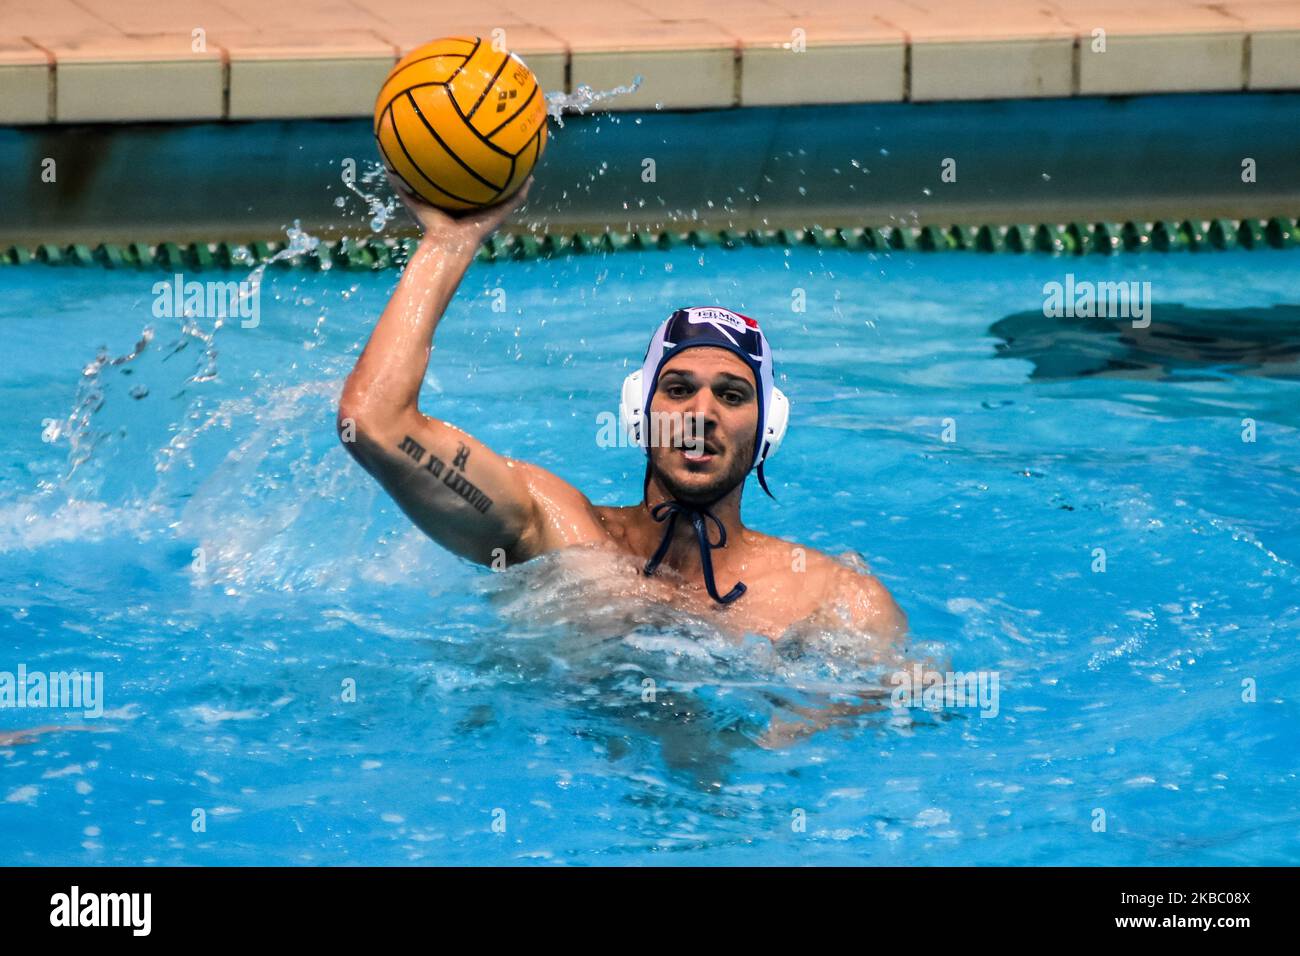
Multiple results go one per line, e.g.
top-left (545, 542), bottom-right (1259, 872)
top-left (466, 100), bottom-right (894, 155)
top-left (1, 244), bottom-right (1298, 865)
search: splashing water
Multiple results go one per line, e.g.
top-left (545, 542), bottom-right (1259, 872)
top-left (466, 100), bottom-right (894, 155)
top-left (53, 329), bottom-right (155, 477)
top-left (51, 220), bottom-right (327, 487)
top-left (334, 161), bottom-right (401, 233)
top-left (545, 76), bottom-right (643, 128)
top-left (243, 220), bottom-right (323, 302)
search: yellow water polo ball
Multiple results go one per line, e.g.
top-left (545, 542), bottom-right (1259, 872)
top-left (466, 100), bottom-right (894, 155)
top-left (374, 36), bottom-right (548, 212)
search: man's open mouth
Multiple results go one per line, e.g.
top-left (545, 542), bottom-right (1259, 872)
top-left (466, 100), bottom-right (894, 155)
top-left (682, 443), bottom-right (720, 461)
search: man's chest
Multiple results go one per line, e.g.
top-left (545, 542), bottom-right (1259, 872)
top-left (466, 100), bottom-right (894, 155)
top-left (634, 557), bottom-right (833, 640)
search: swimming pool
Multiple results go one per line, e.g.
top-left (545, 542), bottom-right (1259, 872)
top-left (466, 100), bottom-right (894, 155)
top-left (2, 242), bottom-right (1298, 865)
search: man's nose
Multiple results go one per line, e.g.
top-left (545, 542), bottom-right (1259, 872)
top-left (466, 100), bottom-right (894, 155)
top-left (684, 389), bottom-right (719, 423)
top-left (682, 392), bottom-right (718, 443)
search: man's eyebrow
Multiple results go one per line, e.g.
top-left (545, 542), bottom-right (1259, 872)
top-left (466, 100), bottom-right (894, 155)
top-left (714, 372), bottom-right (754, 390)
top-left (659, 369), bottom-right (754, 390)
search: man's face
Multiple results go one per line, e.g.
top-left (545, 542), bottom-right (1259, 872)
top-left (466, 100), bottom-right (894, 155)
top-left (646, 347), bottom-right (757, 504)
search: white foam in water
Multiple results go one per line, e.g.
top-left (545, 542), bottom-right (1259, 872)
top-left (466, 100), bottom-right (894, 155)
top-left (165, 379), bottom-right (382, 594)
top-left (0, 495), bottom-right (160, 552)
top-left (474, 545), bottom-right (911, 735)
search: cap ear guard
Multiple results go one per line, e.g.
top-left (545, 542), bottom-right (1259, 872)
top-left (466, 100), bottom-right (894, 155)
top-left (758, 386), bottom-right (790, 465)
top-left (621, 369), bottom-right (790, 465)
top-left (621, 369), bottom-right (646, 446)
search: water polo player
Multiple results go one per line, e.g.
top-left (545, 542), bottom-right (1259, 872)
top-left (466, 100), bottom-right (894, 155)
top-left (338, 178), bottom-right (906, 645)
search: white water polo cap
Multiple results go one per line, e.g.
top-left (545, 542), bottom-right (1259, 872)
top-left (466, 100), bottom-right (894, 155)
top-left (620, 306), bottom-right (790, 495)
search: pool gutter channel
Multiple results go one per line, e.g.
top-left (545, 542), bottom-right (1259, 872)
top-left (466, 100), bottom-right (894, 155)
top-left (4, 217), bottom-right (1298, 270)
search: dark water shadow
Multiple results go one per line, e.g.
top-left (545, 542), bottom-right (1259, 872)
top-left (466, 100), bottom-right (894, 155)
top-left (990, 303), bottom-right (1300, 383)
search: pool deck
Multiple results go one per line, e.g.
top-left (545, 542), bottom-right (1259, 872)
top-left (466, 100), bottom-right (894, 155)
top-left (1, 1), bottom-right (1298, 124)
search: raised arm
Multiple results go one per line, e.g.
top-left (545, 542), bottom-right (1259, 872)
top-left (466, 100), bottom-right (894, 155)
top-left (338, 178), bottom-right (549, 566)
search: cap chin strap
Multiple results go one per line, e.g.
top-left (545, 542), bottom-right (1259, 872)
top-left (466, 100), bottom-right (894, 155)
top-left (642, 499), bottom-right (746, 605)
top-left (624, 307), bottom-right (793, 605)
top-left (637, 428), bottom-right (772, 605)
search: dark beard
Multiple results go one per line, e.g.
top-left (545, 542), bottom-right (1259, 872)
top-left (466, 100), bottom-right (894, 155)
top-left (646, 439), bottom-right (754, 507)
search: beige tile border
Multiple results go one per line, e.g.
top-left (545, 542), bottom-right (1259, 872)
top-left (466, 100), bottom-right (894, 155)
top-left (565, 21), bottom-right (739, 111)
top-left (911, 38), bottom-right (1077, 101)
top-left (1076, 31), bottom-right (1246, 95)
top-left (1218, 1), bottom-right (1300, 89)
top-left (33, 33), bottom-right (225, 123)
top-left (216, 31), bottom-right (399, 120)
top-left (1052, 4), bottom-right (1248, 95)
top-left (0, 39), bottom-right (51, 124)
top-left (875, 0), bottom-right (1078, 102)
top-left (1248, 30), bottom-right (1300, 89)
top-left (733, 16), bottom-right (906, 105)
top-left (741, 43), bottom-right (906, 106)
top-left (572, 48), bottom-right (738, 110)
top-left (3, 2), bottom-right (1300, 123)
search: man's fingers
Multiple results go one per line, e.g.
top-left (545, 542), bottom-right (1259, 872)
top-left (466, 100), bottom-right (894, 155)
top-left (386, 167), bottom-right (533, 240)
top-left (385, 169), bottom-right (414, 198)
top-left (509, 176), bottom-right (534, 208)
top-left (485, 177), bottom-right (533, 218)
top-left (458, 177), bottom-right (534, 234)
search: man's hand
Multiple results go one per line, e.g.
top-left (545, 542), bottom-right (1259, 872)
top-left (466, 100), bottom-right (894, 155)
top-left (387, 171), bottom-right (534, 254)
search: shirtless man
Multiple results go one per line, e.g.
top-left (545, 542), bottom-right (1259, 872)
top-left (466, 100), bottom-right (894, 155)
top-left (338, 178), bottom-right (907, 649)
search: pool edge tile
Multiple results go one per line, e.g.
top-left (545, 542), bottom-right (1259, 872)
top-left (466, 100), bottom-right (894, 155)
top-left (0, 40), bottom-right (52, 124)
top-left (570, 48), bottom-right (738, 111)
top-left (39, 34), bottom-right (225, 123)
top-left (217, 30), bottom-right (399, 120)
top-left (910, 37), bottom-right (1076, 102)
top-left (740, 42), bottom-right (906, 106)
top-left (1076, 32), bottom-right (1246, 95)
top-left (1248, 30), bottom-right (1300, 90)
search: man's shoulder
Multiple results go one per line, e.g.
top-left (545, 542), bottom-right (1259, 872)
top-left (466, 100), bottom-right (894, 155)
top-left (749, 532), bottom-right (907, 636)
top-left (747, 530), bottom-right (857, 575)
top-left (512, 459), bottom-right (597, 512)
top-left (827, 561), bottom-right (907, 638)
top-left (507, 460), bottom-right (612, 556)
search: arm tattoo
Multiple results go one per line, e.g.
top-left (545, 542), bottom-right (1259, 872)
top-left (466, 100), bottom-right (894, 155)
top-left (397, 436), bottom-right (494, 514)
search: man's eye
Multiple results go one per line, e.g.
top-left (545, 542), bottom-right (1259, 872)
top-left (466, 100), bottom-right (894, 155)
top-left (723, 391), bottom-right (744, 404)
top-left (666, 385), bottom-right (689, 398)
